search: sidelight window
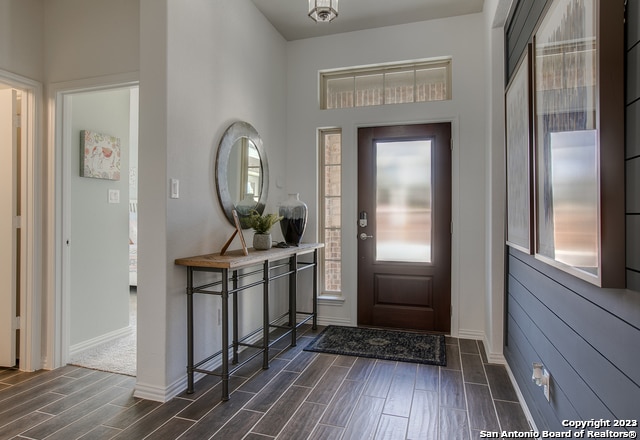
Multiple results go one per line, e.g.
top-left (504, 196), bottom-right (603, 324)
top-left (320, 129), bottom-right (342, 294)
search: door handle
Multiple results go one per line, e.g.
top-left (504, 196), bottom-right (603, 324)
top-left (359, 233), bottom-right (373, 240)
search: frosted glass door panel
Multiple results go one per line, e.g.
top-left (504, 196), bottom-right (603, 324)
top-left (376, 140), bottom-right (432, 263)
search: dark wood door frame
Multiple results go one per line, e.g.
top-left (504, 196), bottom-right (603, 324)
top-left (357, 123), bottom-right (452, 332)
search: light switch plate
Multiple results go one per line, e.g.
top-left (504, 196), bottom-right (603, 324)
top-left (170, 178), bottom-right (179, 199)
top-left (108, 189), bottom-right (120, 204)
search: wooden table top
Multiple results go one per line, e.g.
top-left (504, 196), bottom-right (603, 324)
top-left (175, 243), bottom-right (323, 270)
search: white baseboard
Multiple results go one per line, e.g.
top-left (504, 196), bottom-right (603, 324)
top-left (41, 355), bottom-right (51, 371)
top-left (133, 380), bottom-right (171, 402)
top-left (504, 360), bottom-right (538, 432)
top-left (315, 316), bottom-right (352, 327)
top-left (69, 325), bottom-right (133, 357)
top-left (134, 355), bottom-right (222, 402)
top-left (449, 331), bottom-right (506, 365)
top-left (135, 319), bottom-right (304, 402)
top-left (451, 332), bottom-right (535, 430)
top-left (485, 351), bottom-right (506, 364)
top-left (456, 329), bottom-right (485, 340)
top-left (481, 335), bottom-right (506, 364)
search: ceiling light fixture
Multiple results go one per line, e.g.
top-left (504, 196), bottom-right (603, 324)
top-left (308, 0), bottom-right (338, 23)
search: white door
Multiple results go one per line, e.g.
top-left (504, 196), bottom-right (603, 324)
top-left (0, 88), bottom-right (19, 367)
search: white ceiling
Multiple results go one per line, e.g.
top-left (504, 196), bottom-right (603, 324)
top-left (251, 0), bottom-right (485, 41)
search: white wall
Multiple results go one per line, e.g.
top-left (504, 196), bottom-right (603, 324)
top-left (129, 88), bottom-right (139, 201)
top-left (483, 0), bottom-right (510, 362)
top-left (138, 0), bottom-right (288, 400)
top-left (43, 0), bottom-right (139, 83)
top-left (137, 0), bottom-right (167, 394)
top-left (41, 0), bottom-right (140, 370)
top-left (0, 0), bottom-right (44, 81)
top-left (285, 14), bottom-right (488, 337)
top-left (68, 88), bottom-right (131, 346)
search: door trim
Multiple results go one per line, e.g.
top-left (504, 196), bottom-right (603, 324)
top-left (351, 118), bottom-right (461, 336)
top-left (45, 72), bottom-right (139, 369)
top-left (0, 69), bottom-right (42, 371)
top-left (357, 123), bottom-right (452, 332)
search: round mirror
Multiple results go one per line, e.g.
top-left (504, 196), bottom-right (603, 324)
top-left (215, 121), bottom-right (269, 228)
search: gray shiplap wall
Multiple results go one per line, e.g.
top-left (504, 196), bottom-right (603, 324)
top-left (628, 0), bottom-right (640, 289)
top-left (504, 0), bottom-right (640, 432)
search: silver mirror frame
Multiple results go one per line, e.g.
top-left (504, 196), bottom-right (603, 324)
top-left (215, 121), bottom-right (269, 227)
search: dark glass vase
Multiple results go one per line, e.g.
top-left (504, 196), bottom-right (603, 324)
top-left (279, 193), bottom-right (308, 245)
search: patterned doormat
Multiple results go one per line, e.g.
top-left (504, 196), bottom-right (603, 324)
top-left (303, 325), bottom-right (446, 366)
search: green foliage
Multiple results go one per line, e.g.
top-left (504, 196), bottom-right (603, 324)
top-left (247, 210), bottom-right (282, 234)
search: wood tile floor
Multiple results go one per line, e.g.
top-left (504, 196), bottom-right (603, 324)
top-left (0, 327), bottom-right (531, 440)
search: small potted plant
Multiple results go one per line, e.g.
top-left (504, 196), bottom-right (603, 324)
top-left (246, 209), bottom-right (282, 250)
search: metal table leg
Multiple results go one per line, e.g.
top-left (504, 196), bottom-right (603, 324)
top-left (290, 254), bottom-right (298, 347)
top-left (262, 260), bottom-right (270, 369)
top-left (232, 270), bottom-right (239, 365)
top-left (186, 267), bottom-right (194, 393)
top-left (221, 268), bottom-right (230, 401)
top-left (313, 249), bottom-right (318, 330)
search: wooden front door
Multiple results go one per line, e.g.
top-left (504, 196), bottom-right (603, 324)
top-left (357, 123), bottom-right (452, 332)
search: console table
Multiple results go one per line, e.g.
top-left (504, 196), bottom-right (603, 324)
top-left (175, 243), bottom-right (323, 401)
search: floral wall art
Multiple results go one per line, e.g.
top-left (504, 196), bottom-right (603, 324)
top-left (80, 129), bottom-right (121, 180)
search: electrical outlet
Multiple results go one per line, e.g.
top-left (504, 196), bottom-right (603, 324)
top-left (543, 369), bottom-right (551, 401)
top-left (532, 362), bottom-right (551, 402)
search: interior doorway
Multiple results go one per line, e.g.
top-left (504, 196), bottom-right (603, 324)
top-left (62, 85), bottom-right (139, 376)
top-left (0, 72), bottom-right (40, 372)
top-left (357, 123), bottom-right (452, 332)
top-left (0, 69), bottom-right (43, 371)
top-left (0, 86), bottom-right (22, 369)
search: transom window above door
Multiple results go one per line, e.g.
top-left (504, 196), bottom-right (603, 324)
top-left (320, 58), bottom-right (452, 109)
